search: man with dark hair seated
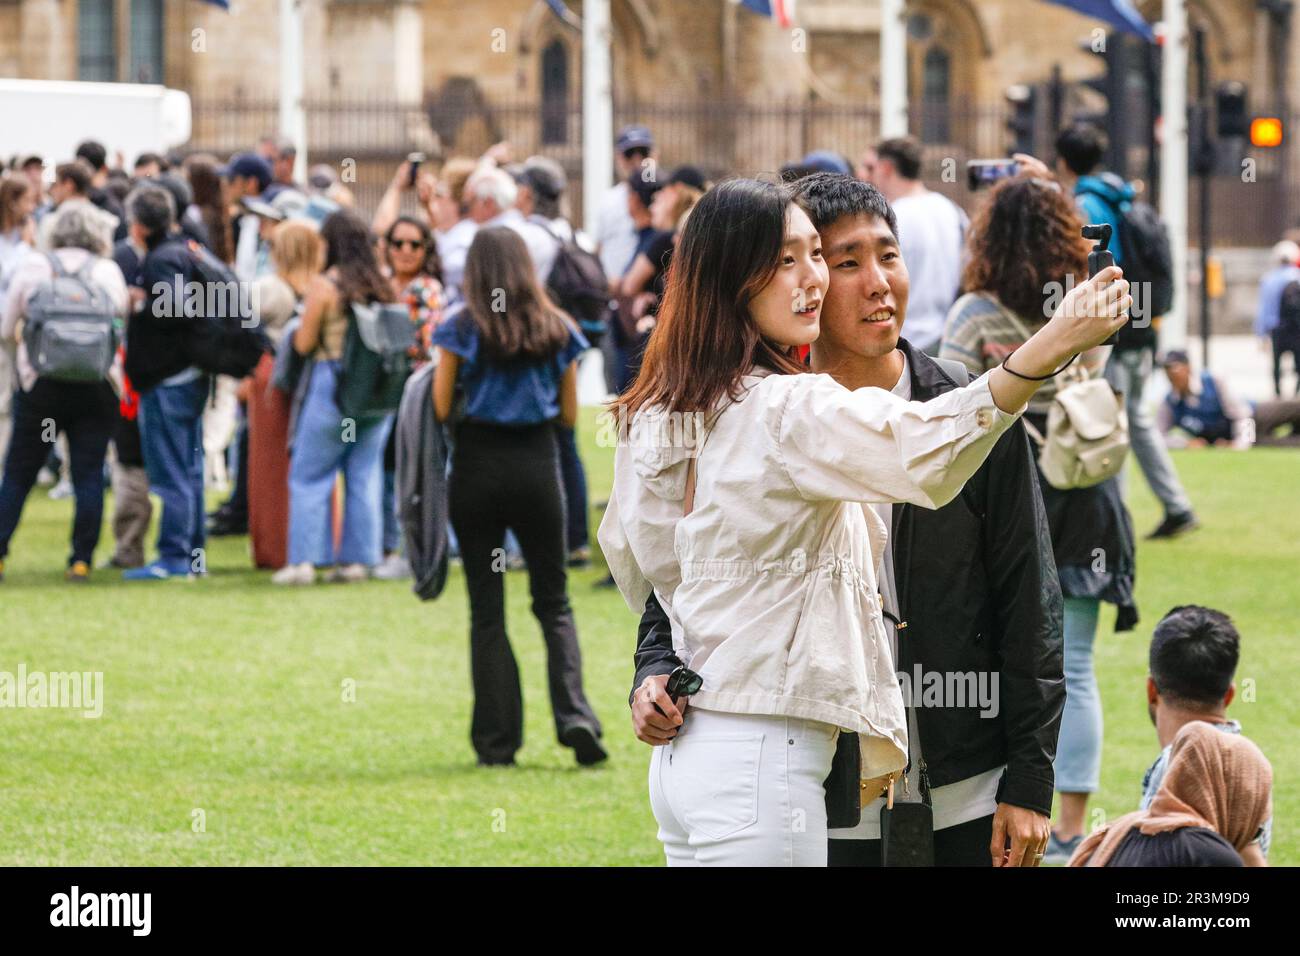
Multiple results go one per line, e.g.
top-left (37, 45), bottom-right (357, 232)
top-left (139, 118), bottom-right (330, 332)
top-left (1142, 604), bottom-right (1271, 862)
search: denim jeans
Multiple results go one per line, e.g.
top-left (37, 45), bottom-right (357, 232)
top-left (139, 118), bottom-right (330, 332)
top-left (139, 376), bottom-right (208, 568)
top-left (1104, 347), bottom-right (1193, 517)
top-left (1053, 597), bottom-right (1103, 793)
top-left (287, 360), bottom-right (392, 567)
top-left (556, 425), bottom-right (589, 551)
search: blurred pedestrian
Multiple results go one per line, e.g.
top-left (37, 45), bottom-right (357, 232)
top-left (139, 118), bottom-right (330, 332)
top-left (1254, 239), bottom-right (1300, 399)
top-left (0, 202), bottom-right (128, 582)
top-left (862, 136), bottom-right (966, 355)
top-left (121, 185), bottom-right (210, 581)
top-left (1056, 122), bottom-right (1199, 540)
top-left (274, 210), bottom-right (395, 585)
top-left (432, 226), bottom-right (604, 767)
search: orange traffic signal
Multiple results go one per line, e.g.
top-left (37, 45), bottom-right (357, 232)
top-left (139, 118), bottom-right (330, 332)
top-left (1250, 116), bottom-right (1283, 148)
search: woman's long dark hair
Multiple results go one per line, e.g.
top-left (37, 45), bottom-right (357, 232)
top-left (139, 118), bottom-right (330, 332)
top-left (462, 226), bottom-right (571, 362)
top-left (321, 209), bottom-right (394, 305)
top-left (962, 174), bottom-right (1089, 327)
top-left (385, 214), bottom-right (443, 282)
top-left (620, 178), bottom-right (805, 416)
top-left (183, 154), bottom-right (232, 264)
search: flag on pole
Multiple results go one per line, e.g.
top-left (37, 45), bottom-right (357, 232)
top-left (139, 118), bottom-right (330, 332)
top-left (1042, 0), bottom-right (1155, 42)
top-left (733, 0), bottom-right (797, 29)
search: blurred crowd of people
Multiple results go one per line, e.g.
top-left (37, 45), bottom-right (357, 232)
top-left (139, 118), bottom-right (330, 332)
top-left (0, 117), bottom-right (1278, 852)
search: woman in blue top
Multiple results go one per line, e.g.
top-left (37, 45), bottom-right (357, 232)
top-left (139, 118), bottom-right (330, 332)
top-left (431, 226), bottom-right (605, 767)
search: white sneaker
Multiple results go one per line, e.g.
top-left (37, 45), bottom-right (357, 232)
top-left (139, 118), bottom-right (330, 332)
top-left (271, 563), bottom-right (316, 586)
top-left (372, 553), bottom-right (411, 580)
top-left (48, 478), bottom-right (73, 500)
top-left (327, 563), bottom-right (369, 583)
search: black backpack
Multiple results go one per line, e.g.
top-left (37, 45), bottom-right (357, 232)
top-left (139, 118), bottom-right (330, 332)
top-left (180, 240), bottom-right (271, 378)
top-left (1113, 200), bottom-right (1173, 351)
top-left (1279, 279), bottom-right (1300, 340)
top-left (533, 219), bottom-right (612, 344)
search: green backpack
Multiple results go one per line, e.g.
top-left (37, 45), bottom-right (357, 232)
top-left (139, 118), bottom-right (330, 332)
top-left (335, 301), bottom-right (417, 421)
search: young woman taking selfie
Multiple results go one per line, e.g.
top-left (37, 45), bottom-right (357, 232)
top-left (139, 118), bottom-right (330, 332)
top-left (598, 177), bottom-right (1131, 866)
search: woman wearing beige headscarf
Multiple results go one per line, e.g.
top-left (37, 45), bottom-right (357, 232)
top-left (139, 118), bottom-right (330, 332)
top-left (1070, 721), bottom-right (1272, 867)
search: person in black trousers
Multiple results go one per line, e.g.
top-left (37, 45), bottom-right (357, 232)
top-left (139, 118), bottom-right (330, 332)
top-left (0, 202), bottom-right (128, 581)
top-left (431, 225), bottom-right (605, 767)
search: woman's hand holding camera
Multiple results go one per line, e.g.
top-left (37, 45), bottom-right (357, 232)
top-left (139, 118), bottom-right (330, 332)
top-left (987, 265), bottom-right (1130, 413)
top-left (1043, 265), bottom-right (1132, 360)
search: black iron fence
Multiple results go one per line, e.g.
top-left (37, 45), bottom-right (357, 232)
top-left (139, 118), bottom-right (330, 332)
top-left (187, 93), bottom-right (1299, 247)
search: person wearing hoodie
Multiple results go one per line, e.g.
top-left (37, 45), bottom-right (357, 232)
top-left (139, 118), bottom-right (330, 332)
top-left (1054, 122), bottom-right (1199, 541)
top-left (600, 177), bottom-right (1131, 867)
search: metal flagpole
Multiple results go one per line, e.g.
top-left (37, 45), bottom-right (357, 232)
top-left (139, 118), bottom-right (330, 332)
top-left (879, 0), bottom-right (908, 138)
top-left (280, 0), bottom-right (307, 183)
top-left (583, 0), bottom-right (613, 236)
top-left (1160, 0), bottom-right (1189, 348)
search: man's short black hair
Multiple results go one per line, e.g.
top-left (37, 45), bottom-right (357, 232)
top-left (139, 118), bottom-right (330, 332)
top-left (788, 172), bottom-right (898, 239)
top-left (875, 136), bottom-right (923, 181)
top-left (126, 183), bottom-right (176, 239)
top-left (1055, 122), bottom-right (1108, 176)
top-left (134, 151), bottom-right (166, 172)
top-left (75, 140), bottom-right (108, 172)
top-left (54, 161), bottom-right (93, 196)
top-left (1149, 605), bottom-right (1240, 708)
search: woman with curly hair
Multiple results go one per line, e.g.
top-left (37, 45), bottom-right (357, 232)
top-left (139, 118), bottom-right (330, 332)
top-left (939, 172), bottom-right (1138, 864)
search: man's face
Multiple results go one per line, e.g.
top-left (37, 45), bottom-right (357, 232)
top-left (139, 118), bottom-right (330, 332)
top-left (815, 213), bottom-right (909, 360)
top-left (1164, 361), bottom-right (1191, 392)
top-left (274, 154), bottom-right (295, 184)
top-left (49, 177), bottom-right (73, 206)
top-left (229, 175), bottom-right (258, 200)
top-left (856, 149), bottom-right (878, 184)
top-left (134, 160), bottom-right (161, 180)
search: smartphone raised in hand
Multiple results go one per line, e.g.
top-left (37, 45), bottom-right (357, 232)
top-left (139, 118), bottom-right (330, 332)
top-left (966, 158), bottom-right (1019, 191)
top-left (407, 152), bottom-right (426, 187)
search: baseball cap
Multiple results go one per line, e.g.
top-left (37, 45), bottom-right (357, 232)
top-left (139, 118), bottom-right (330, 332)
top-left (616, 125), bottom-right (654, 155)
top-left (1161, 349), bottom-right (1190, 367)
top-left (221, 152), bottom-right (274, 192)
top-left (520, 156), bottom-right (567, 201)
top-left (801, 150), bottom-right (852, 175)
top-left (667, 165), bottom-right (707, 192)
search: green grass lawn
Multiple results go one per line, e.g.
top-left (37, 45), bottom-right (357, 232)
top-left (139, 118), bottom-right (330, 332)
top-left (0, 410), bottom-right (1295, 865)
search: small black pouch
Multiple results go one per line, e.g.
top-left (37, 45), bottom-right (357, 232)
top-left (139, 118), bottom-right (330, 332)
top-left (879, 799), bottom-right (934, 867)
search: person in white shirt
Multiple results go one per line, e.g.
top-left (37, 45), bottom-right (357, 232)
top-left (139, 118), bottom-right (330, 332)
top-left (862, 136), bottom-right (967, 355)
top-left (464, 167), bottom-right (557, 283)
top-left (598, 177), bottom-right (1131, 866)
top-left (594, 125), bottom-right (655, 283)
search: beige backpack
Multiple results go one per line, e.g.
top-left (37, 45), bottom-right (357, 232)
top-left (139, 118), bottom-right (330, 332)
top-left (1005, 311), bottom-right (1130, 490)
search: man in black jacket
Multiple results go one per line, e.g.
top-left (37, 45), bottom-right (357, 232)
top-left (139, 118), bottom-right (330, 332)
top-left (121, 185), bottom-right (208, 581)
top-left (629, 174), bottom-right (1064, 867)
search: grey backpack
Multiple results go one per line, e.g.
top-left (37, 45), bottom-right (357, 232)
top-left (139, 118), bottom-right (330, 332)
top-left (23, 252), bottom-right (119, 383)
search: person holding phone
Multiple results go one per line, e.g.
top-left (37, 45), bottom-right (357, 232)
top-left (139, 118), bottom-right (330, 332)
top-left (599, 177), bottom-right (1130, 867)
top-left (939, 173), bottom-right (1139, 864)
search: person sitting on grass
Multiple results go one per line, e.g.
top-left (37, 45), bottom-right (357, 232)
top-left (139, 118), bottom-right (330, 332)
top-left (1159, 349), bottom-right (1300, 449)
top-left (1069, 720), bottom-right (1271, 867)
top-left (1140, 604), bottom-right (1271, 862)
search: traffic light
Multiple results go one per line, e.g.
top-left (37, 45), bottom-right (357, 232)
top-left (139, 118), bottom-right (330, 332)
top-left (1076, 31), bottom-right (1131, 173)
top-left (1215, 81), bottom-right (1249, 138)
top-left (1250, 116), bottom-right (1284, 148)
top-left (1006, 85), bottom-right (1037, 156)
